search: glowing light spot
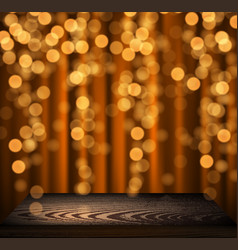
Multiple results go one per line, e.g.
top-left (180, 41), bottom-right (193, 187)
top-left (200, 155), bottom-right (214, 168)
top-left (22, 139), bottom-right (37, 153)
top-left (124, 12), bottom-right (137, 17)
top-left (140, 42), bottom-right (153, 55)
top-left (129, 147), bottom-right (143, 161)
top-left (202, 12), bottom-right (215, 22)
top-left (171, 67), bottom-right (185, 81)
top-left (207, 170), bottom-right (220, 184)
top-left (30, 185), bottom-right (44, 199)
top-left (75, 40), bottom-right (89, 54)
top-left (136, 27), bottom-right (149, 41)
top-left (131, 127), bottom-right (144, 140)
top-left (199, 54), bottom-right (213, 67)
top-left (190, 37), bottom-right (204, 50)
top-left (217, 129), bottom-right (231, 143)
top-left (64, 18), bottom-right (78, 32)
top-left (128, 83), bottom-right (141, 96)
top-left (29, 103), bottom-right (43, 116)
top-left (38, 12), bottom-right (52, 25)
top-left (215, 81), bottom-right (229, 95)
top-left (230, 15), bottom-right (237, 29)
top-left (129, 177), bottom-right (143, 192)
top-left (129, 38), bottom-right (142, 52)
top-left (185, 12), bottom-right (199, 26)
top-left (8, 75), bottom-right (22, 89)
top-left (9, 23), bottom-right (22, 36)
top-left (215, 31), bottom-right (229, 44)
top-left (78, 165), bottom-right (92, 179)
top-left (2, 51), bottom-right (16, 65)
top-left (19, 54), bottom-right (32, 68)
top-left (117, 97), bottom-right (131, 111)
top-left (61, 41), bottom-right (74, 54)
top-left (76, 96), bottom-right (90, 110)
top-left (122, 48), bottom-right (135, 61)
top-left (45, 33), bottom-right (58, 46)
top-left (46, 49), bottom-right (60, 63)
top-left (74, 182), bottom-right (91, 195)
top-left (110, 41), bottom-right (123, 55)
top-left (51, 25), bottom-right (64, 38)
top-left (31, 60), bottom-right (45, 74)
top-left (215, 160), bottom-right (228, 173)
top-left (95, 34), bottom-right (108, 48)
top-left (12, 160), bottom-right (26, 174)
top-left (71, 127), bottom-right (84, 141)
top-left (9, 139), bottom-right (22, 152)
top-left (187, 77), bottom-right (200, 91)
top-left (29, 202), bottom-right (43, 215)
top-left (37, 86), bottom-right (50, 100)
top-left (20, 126), bottom-right (33, 139)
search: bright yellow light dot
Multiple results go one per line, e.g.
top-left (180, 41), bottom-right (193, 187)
top-left (117, 97), bottom-right (131, 111)
top-left (22, 139), bottom-right (37, 153)
top-left (140, 42), bottom-right (153, 55)
top-left (187, 77), bottom-right (200, 91)
top-left (75, 40), bottom-right (89, 54)
top-left (12, 160), bottom-right (26, 174)
top-left (215, 31), bottom-right (228, 44)
top-left (171, 67), bottom-right (185, 81)
top-left (61, 41), bottom-right (74, 54)
top-left (218, 40), bottom-right (232, 52)
top-left (0, 30), bottom-right (10, 43)
top-left (8, 75), bottom-right (22, 89)
top-left (38, 12), bottom-right (52, 25)
top-left (190, 37), bottom-right (204, 50)
top-left (136, 27), bottom-right (149, 41)
top-left (110, 41), bottom-right (123, 55)
top-left (74, 182), bottom-right (91, 195)
top-left (2, 51), bottom-right (16, 65)
top-left (202, 12), bottom-right (215, 22)
top-left (17, 31), bottom-right (31, 44)
top-left (37, 86), bottom-right (50, 100)
top-left (9, 23), bottom-right (22, 36)
top-left (51, 25), bottom-right (64, 39)
top-left (131, 127), bottom-right (144, 140)
top-left (9, 139), bottom-right (22, 152)
top-left (230, 15), bottom-right (237, 29)
top-left (128, 83), bottom-right (141, 96)
top-left (121, 31), bottom-right (134, 44)
top-left (95, 34), bottom-right (108, 48)
top-left (70, 71), bottom-right (84, 85)
top-left (30, 12), bottom-right (40, 16)
top-left (4, 13), bottom-right (18, 26)
top-left (32, 60), bottom-right (45, 74)
top-left (71, 127), bottom-right (84, 141)
top-left (76, 96), bottom-right (90, 110)
top-left (200, 155), bottom-right (214, 168)
top-left (64, 18), bottom-right (78, 32)
top-left (19, 54), bottom-right (32, 68)
top-left (122, 48), bottom-right (135, 61)
top-left (29, 202), bottom-right (43, 215)
top-left (19, 126), bottom-right (32, 139)
top-left (29, 103), bottom-right (43, 116)
top-left (129, 38), bottom-right (142, 52)
top-left (215, 81), bottom-right (229, 95)
top-left (217, 129), bottom-right (231, 143)
top-left (185, 12), bottom-right (199, 26)
top-left (45, 33), bottom-right (58, 46)
top-left (207, 103), bottom-right (222, 117)
top-left (130, 147), bottom-right (143, 161)
top-left (28, 38), bottom-right (41, 52)
top-left (30, 185), bottom-right (44, 199)
top-left (46, 49), bottom-right (60, 63)
top-left (199, 54), bottom-right (213, 67)
top-left (124, 12), bottom-right (137, 17)
top-left (1, 37), bottom-right (14, 50)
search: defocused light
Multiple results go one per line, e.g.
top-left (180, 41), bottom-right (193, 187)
top-left (130, 127), bottom-right (144, 140)
top-left (75, 40), bottom-right (89, 54)
top-left (130, 147), bottom-right (143, 161)
top-left (200, 155), bottom-right (214, 168)
top-left (8, 75), bottom-right (22, 88)
top-left (71, 127), bottom-right (84, 141)
top-left (12, 160), bottom-right (26, 174)
top-left (76, 96), bottom-right (90, 110)
top-left (171, 67), bottom-right (185, 81)
top-left (37, 86), bottom-right (50, 100)
top-left (187, 77), bottom-right (200, 91)
top-left (230, 15), bottom-right (237, 29)
top-left (95, 34), bottom-right (108, 48)
top-left (29, 202), bottom-right (43, 215)
top-left (38, 12), bottom-right (52, 25)
top-left (190, 37), bottom-right (204, 50)
top-left (217, 129), bottom-right (231, 143)
top-left (30, 185), bottom-right (44, 199)
top-left (185, 12), bottom-right (199, 26)
top-left (9, 139), bottom-right (22, 152)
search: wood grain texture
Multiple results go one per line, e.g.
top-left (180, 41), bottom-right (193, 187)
top-left (0, 193), bottom-right (236, 237)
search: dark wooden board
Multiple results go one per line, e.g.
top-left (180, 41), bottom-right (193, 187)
top-left (0, 193), bottom-right (236, 237)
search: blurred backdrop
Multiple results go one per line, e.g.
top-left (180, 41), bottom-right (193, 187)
top-left (0, 12), bottom-right (237, 222)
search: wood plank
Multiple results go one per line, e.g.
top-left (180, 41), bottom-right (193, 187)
top-left (0, 193), bottom-right (236, 237)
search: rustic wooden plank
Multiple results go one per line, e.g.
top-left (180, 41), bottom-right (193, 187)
top-left (0, 193), bottom-right (236, 237)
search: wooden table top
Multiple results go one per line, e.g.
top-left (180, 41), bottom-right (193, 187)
top-left (0, 193), bottom-right (236, 238)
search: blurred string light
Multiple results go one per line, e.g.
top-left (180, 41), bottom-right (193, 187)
top-left (0, 12), bottom-right (236, 206)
